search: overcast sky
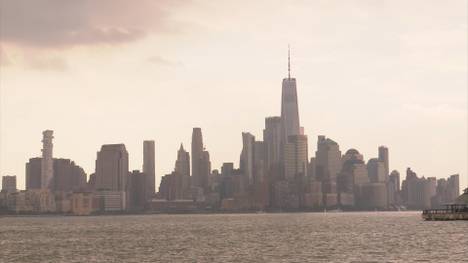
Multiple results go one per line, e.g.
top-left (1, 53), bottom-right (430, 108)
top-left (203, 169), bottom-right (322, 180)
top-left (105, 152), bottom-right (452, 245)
top-left (1, 0), bottom-right (466, 190)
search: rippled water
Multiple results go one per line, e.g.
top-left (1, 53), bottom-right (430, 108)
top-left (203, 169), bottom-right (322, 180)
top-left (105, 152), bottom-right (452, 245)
top-left (0, 212), bottom-right (466, 263)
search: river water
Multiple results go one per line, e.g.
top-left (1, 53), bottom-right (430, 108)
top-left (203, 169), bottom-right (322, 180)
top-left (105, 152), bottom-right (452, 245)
top-left (0, 212), bottom-right (466, 262)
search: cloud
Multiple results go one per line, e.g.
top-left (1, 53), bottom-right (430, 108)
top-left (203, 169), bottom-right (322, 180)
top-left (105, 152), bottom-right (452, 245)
top-left (26, 56), bottom-right (69, 72)
top-left (0, 0), bottom-right (185, 48)
top-left (147, 56), bottom-right (183, 67)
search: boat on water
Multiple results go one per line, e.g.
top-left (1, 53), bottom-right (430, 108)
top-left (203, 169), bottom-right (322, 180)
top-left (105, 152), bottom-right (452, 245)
top-left (422, 188), bottom-right (468, 221)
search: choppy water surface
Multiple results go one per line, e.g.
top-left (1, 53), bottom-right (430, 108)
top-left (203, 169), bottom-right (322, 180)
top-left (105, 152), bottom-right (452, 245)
top-left (0, 212), bottom-right (466, 263)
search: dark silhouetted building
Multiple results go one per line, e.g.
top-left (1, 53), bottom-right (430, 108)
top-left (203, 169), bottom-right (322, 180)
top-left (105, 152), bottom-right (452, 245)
top-left (143, 140), bottom-right (156, 199)
top-left (26, 157), bottom-right (42, 190)
top-left (2, 175), bottom-right (17, 193)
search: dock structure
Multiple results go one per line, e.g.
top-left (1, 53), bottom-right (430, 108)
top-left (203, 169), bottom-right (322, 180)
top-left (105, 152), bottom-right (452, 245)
top-left (422, 204), bottom-right (468, 221)
top-left (422, 188), bottom-right (468, 221)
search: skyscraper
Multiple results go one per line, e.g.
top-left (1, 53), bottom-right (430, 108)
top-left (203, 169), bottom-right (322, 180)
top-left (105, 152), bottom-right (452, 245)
top-left (280, 48), bottom-right (301, 143)
top-left (315, 136), bottom-right (342, 207)
top-left (175, 143), bottom-right (191, 196)
top-left (41, 130), bottom-right (54, 189)
top-left (378, 146), bottom-right (389, 177)
top-left (263, 116), bottom-right (282, 171)
top-left (284, 135), bottom-right (308, 181)
top-left (95, 144), bottom-right (129, 209)
top-left (95, 144), bottom-right (129, 191)
top-left (26, 157), bottom-right (42, 189)
top-left (143, 140), bottom-right (156, 198)
top-left (191, 127), bottom-right (204, 188)
top-left (240, 132), bottom-right (255, 186)
top-left (367, 158), bottom-right (387, 183)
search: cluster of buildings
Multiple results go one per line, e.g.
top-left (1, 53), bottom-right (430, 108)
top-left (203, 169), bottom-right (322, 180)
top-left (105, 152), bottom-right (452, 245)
top-left (0, 52), bottom-right (462, 215)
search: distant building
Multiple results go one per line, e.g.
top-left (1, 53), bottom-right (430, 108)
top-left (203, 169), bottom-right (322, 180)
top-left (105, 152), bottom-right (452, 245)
top-left (95, 144), bottom-right (129, 210)
top-left (338, 149), bottom-right (369, 207)
top-left (127, 170), bottom-right (148, 211)
top-left (53, 159), bottom-right (87, 192)
top-left (284, 135), bottom-right (308, 181)
top-left (26, 157), bottom-right (42, 190)
top-left (263, 116), bottom-right (282, 172)
top-left (2, 176), bottom-right (17, 193)
top-left (70, 192), bottom-right (97, 215)
top-left (431, 174), bottom-right (460, 208)
top-left (174, 144), bottom-right (191, 198)
top-left (401, 168), bottom-right (437, 209)
top-left (367, 158), bottom-right (387, 183)
top-left (41, 130), bottom-right (54, 189)
top-left (280, 48), bottom-right (301, 144)
top-left (191, 127), bottom-right (204, 188)
top-left (388, 170), bottom-right (401, 207)
top-left (378, 146), bottom-right (389, 178)
top-left (315, 136), bottom-right (341, 207)
top-left (240, 132), bottom-right (255, 186)
top-left (143, 140), bottom-right (156, 200)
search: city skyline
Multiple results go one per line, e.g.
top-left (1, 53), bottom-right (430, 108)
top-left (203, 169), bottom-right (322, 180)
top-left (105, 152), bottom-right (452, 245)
top-left (1, 0), bottom-right (466, 191)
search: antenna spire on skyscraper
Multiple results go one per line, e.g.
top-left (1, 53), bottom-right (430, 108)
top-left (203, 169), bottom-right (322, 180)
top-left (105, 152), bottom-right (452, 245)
top-left (288, 44), bottom-right (291, 79)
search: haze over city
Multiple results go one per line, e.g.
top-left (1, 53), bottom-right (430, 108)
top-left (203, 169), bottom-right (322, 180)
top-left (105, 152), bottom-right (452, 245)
top-left (1, 0), bottom-right (466, 191)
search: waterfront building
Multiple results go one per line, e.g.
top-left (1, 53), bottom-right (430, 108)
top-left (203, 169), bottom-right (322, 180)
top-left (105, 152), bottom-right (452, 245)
top-left (70, 192), bottom-right (96, 215)
top-left (2, 175), bottom-right (17, 193)
top-left (94, 190), bottom-right (126, 212)
top-left (41, 130), bottom-right (54, 189)
top-left (143, 140), bottom-right (156, 199)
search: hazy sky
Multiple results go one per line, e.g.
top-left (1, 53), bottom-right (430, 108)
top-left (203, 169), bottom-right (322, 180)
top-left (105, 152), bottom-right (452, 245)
top-left (1, 0), bottom-right (467, 190)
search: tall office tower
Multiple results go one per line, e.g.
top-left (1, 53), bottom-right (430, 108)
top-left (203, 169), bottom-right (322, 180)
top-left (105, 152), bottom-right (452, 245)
top-left (143, 140), bottom-right (156, 198)
top-left (263, 117), bottom-right (282, 170)
top-left (2, 175), bottom-right (17, 193)
top-left (367, 158), bottom-right (387, 183)
top-left (199, 150), bottom-right (211, 192)
top-left (26, 157), bottom-right (42, 189)
top-left (388, 170), bottom-right (401, 206)
top-left (315, 136), bottom-right (342, 192)
top-left (175, 144), bottom-right (190, 177)
top-left (389, 170), bottom-right (401, 191)
top-left (253, 141), bottom-right (266, 184)
top-left (240, 132), bottom-right (255, 185)
top-left (191, 127), bottom-right (204, 188)
top-left (281, 48), bottom-right (301, 144)
top-left (53, 159), bottom-right (87, 192)
top-left (378, 146), bottom-right (389, 177)
top-left (95, 144), bottom-right (129, 191)
top-left (41, 130), bottom-right (54, 189)
top-left (127, 170), bottom-right (148, 211)
top-left (175, 144), bottom-right (191, 196)
top-left (284, 135), bottom-right (308, 181)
